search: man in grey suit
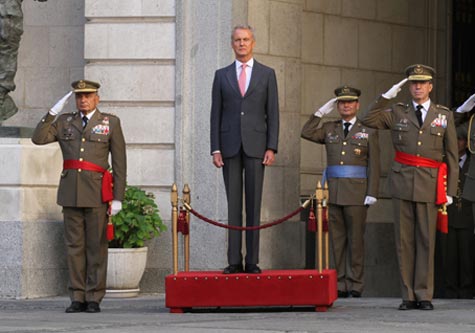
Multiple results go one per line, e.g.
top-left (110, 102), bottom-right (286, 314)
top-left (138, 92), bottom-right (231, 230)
top-left (360, 64), bottom-right (458, 311)
top-left (210, 25), bottom-right (279, 274)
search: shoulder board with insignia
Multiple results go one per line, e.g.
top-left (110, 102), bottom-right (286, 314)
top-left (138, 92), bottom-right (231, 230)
top-left (102, 112), bottom-right (118, 117)
top-left (59, 112), bottom-right (76, 117)
top-left (435, 104), bottom-right (450, 111)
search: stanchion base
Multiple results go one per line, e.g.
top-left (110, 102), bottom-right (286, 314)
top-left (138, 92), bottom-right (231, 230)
top-left (165, 269), bottom-right (337, 313)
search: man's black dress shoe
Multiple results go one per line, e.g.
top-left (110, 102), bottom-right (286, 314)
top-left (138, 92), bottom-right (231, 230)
top-left (350, 290), bottom-right (361, 298)
top-left (338, 290), bottom-right (349, 298)
top-left (85, 301), bottom-right (101, 313)
top-left (223, 264), bottom-right (244, 274)
top-left (418, 300), bottom-right (434, 310)
top-left (245, 264), bottom-right (261, 274)
top-left (398, 300), bottom-right (418, 310)
top-left (65, 301), bottom-right (86, 313)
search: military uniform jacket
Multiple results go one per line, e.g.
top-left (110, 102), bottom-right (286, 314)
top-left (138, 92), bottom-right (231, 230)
top-left (301, 115), bottom-right (380, 206)
top-left (32, 109), bottom-right (127, 207)
top-left (447, 155), bottom-right (473, 229)
top-left (454, 112), bottom-right (475, 202)
top-left (360, 96), bottom-right (458, 202)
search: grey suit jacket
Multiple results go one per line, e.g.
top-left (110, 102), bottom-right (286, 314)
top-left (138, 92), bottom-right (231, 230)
top-left (210, 60), bottom-right (279, 159)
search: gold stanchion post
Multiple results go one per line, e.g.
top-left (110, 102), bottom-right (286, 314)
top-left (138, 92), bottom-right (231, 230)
top-left (171, 183), bottom-right (179, 275)
top-left (323, 181), bottom-right (329, 270)
top-left (183, 184), bottom-right (191, 272)
top-left (315, 180), bottom-right (323, 272)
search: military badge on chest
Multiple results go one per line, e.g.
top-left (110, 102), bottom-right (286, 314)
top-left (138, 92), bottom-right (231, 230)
top-left (91, 116), bottom-right (110, 135)
top-left (352, 131), bottom-right (368, 140)
top-left (326, 132), bottom-right (340, 142)
top-left (430, 114), bottom-right (447, 128)
top-left (60, 116), bottom-right (75, 139)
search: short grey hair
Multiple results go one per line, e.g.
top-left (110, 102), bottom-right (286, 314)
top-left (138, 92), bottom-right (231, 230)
top-left (231, 24), bottom-right (255, 41)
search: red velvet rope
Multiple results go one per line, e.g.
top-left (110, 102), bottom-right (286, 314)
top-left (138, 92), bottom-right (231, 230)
top-left (187, 206), bottom-right (305, 231)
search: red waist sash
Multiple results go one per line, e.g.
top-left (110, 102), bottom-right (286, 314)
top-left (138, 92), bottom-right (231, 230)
top-left (394, 151), bottom-right (447, 205)
top-left (63, 160), bottom-right (113, 202)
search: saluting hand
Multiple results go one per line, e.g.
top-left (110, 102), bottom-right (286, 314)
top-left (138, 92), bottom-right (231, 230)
top-left (456, 93), bottom-right (475, 113)
top-left (382, 78), bottom-right (408, 100)
top-left (49, 91), bottom-right (73, 116)
top-left (314, 97), bottom-right (337, 117)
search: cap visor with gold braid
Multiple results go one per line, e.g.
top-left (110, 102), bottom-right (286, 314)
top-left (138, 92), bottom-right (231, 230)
top-left (405, 64), bottom-right (435, 81)
top-left (334, 85), bottom-right (361, 101)
top-left (72, 79), bottom-right (100, 93)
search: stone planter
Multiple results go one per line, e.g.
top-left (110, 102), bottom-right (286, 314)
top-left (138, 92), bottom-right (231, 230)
top-left (106, 247), bottom-right (148, 298)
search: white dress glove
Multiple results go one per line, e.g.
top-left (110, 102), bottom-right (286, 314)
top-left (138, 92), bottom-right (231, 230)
top-left (364, 196), bottom-right (377, 206)
top-left (456, 93), bottom-right (475, 113)
top-left (49, 91), bottom-right (73, 116)
top-left (446, 195), bottom-right (453, 206)
top-left (110, 200), bottom-right (122, 216)
top-left (382, 78), bottom-right (408, 100)
top-left (314, 97), bottom-right (337, 117)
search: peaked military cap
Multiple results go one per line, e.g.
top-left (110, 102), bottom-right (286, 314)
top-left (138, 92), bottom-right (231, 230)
top-left (405, 64), bottom-right (435, 81)
top-left (334, 85), bottom-right (361, 101)
top-left (71, 79), bottom-right (100, 93)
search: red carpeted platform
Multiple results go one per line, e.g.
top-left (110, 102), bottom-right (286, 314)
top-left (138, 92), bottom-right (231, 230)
top-left (165, 269), bottom-right (337, 313)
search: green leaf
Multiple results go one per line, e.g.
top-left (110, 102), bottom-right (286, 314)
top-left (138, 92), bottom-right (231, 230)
top-left (110, 185), bottom-right (167, 248)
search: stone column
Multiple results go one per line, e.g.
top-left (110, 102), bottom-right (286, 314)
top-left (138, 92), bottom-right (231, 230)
top-left (83, 0), bottom-right (176, 292)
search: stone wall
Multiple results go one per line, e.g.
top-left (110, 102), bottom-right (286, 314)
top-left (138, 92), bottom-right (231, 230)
top-left (83, 0), bottom-right (176, 293)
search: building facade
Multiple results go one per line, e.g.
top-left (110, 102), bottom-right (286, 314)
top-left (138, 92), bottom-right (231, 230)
top-left (0, 0), bottom-right (452, 297)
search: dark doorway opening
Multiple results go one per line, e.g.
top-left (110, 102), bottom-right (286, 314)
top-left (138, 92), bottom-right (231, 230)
top-left (452, 0), bottom-right (475, 106)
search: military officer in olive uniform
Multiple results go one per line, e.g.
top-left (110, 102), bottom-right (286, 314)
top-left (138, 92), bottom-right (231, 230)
top-left (360, 64), bottom-right (458, 310)
top-left (450, 93), bottom-right (475, 298)
top-left (32, 80), bottom-right (127, 313)
top-left (444, 128), bottom-right (474, 298)
top-left (301, 86), bottom-right (380, 298)
top-left (453, 91), bottom-right (475, 213)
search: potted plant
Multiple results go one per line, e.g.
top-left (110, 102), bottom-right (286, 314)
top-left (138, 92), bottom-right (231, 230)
top-left (106, 185), bottom-right (167, 297)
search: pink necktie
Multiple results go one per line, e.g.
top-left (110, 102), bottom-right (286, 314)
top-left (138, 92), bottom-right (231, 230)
top-left (238, 63), bottom-right (247, 96)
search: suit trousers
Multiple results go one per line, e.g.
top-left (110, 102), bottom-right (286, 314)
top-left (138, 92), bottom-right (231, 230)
top-left (223, 149), bottom-right (265, 266)
top-left (63, 205), bottom-right (108, 303)
top-left (329, 204), bottom-right (368, 293)
top-left (392, 199), bottom-right (437, 301)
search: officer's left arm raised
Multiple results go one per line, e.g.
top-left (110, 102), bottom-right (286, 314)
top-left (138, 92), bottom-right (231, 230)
top-left (31, 113), bottom-right (59, 145)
